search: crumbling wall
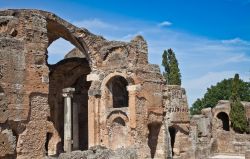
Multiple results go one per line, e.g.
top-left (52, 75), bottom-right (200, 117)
top-left (0, 9), bottom-right (99, 158)
top-left (163, 85), bottom-right (192, 158)
top-left (190, 111), bottom-right (213, 159)
top-left (0, 9), bottom-right (190, 159)
top-left (85, 35), bottom-right (165, 158)
top-left (191, 100), bottom-right (250, 159)
top-left (16, 93), bottom-right (60, 159)
top-left (0, 128), bottom-right (16, 158)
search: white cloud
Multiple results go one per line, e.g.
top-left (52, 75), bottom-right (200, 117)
top-left (0, 7), bottom-right (10, 11)
top-left (47, 38), bottom-right (75, 64)
top-left (185, 71), bottom-right (235, 89)
top-left (222, 37), bottom-right (250, 46)
top-left (222, 54), bottom-right (250, 63)
top-left (120, 31), bottom-right (144, 41)
top-left (158, 21), bottom-right (172, 27)
top-left (74, 18), bottom-right (119, 30)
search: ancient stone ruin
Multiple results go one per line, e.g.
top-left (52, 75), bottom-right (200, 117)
top-left (0, 9), bottom-right (249, 159)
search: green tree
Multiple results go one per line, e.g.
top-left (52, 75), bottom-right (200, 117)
top-left (229, 74), bottom-right (249, 133)
top-left (190, 77), bottom-right (250, 115)
top-left (190, 99), bottom-right (203, 115)
top-left (161, 49), bottom-right (181, 85)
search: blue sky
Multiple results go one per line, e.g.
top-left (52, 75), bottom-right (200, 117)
top-left (1, 0), bottom-right (250, 105)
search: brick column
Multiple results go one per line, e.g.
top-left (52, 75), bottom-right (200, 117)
top-left (127, 84), bottom-right (141, 129)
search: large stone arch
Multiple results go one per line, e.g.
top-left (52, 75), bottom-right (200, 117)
top-left (37, 9), bottom-right (108, 64)
top-left (1, 9), bottom-right (106, 67)
top-left (43, 11), bottom-right (91, 63)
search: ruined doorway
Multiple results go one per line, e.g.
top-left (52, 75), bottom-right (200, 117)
top-left (169, 126), bottom-right (176, 156)
top-left (48, 58), bottom-right (91, 153)
top-left (148, 122), bottom-right (162, 158)
top-left (72, 75), bottom-right (90, 150)
top-left (106, 76), bottom-right (128, 108)
top-left (109, 117), bottom-right (127, 149)
top-left (217, 112), bottom-right (229, 131)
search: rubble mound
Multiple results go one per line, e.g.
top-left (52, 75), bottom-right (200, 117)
top-left (58, 146), bottom-right (137, 159)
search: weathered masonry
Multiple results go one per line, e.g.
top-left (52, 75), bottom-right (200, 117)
top-left (0, 9), bottom-right (192, 159)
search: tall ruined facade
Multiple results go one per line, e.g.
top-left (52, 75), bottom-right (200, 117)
top-left (0, 9), bottom-right (192, 159)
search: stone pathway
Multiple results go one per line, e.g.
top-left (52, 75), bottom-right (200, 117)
top-left (209, 155), bottom-right (245, 159)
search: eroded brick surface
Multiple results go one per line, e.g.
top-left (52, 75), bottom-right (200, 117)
top-left (2, 9), bottom-right (248, 159)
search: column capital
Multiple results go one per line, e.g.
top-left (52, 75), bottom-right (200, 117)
top-left (126, 84), bottom-right (141, 92)
top-left (62, 87), bottom-right (75, 98)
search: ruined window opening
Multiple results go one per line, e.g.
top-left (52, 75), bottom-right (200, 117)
top-left (106, 76), bottom-right (128, 108)
top-left (148, 122), bottom-right (162, 158)
top-left (217, 112), bottom-right (230, 131)
top-left (169, 126), bottom-right (176, 156)
top-left (47, 38), bottom-right (75, 64)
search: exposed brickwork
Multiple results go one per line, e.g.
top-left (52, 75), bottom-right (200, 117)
top-left (0, 9), bottom-right (195, 159)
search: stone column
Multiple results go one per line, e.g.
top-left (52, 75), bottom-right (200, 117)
top-left (73, 102), bottom-right (79, 150)
top-left (62, 87), bottom-right (75, 153)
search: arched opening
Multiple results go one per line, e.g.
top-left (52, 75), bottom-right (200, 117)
top-left (109, 116), bottom-right (127, 149)
top-left (217, 112), bottom-right (230, 131)
top-left (47, 38), bottom-right (75, 64)
top-left (169, 126), bottom-right (176, 156)
top-left (45, 18), bottom-right (91, 154)
top-left (148, 122), bottom-right (162, 158)
top-left (106, 76), bottom-right (128, 108)
top-left (49, 58), bottom-right (91, 152)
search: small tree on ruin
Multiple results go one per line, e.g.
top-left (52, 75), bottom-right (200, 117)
top-left (162, 49), bottom-right (181, 85)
